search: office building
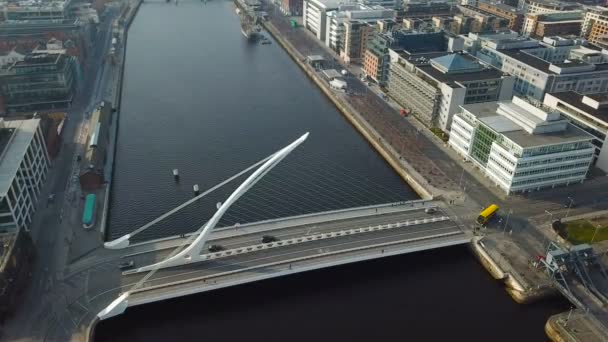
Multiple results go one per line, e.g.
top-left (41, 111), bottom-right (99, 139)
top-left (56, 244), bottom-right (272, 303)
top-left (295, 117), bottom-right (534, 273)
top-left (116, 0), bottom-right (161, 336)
top-left (325, 4), bottom-right (395, 60)
top-left (281, 0), bottom-right (304, 16)
top-left (449, 97), bottom-right (595, 194)
top-left (303, 0), bottom-right (350, 40)
top-left (363, 31), bottom-right (446, 85)
top-left (0, 118), bottom-right (50, 231)
top-left (476, 36), bottom-right (608, 100)
top-left (0, 52), bottom-right (80, 114)
top-left (544, 91), bottom-right (608, 172)
top-left (387, 51), bottom-right (514, 130)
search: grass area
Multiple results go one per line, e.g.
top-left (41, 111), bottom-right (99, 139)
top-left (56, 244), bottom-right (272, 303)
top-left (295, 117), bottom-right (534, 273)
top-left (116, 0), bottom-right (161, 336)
top-left (430, 127), bottom-right (449, 142)
top-left (563, 218), bottom-right (608, 244)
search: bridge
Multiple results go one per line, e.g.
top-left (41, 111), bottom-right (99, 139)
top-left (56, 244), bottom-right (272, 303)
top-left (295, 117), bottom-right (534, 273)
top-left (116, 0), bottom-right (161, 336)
top-left (91, 133), bottom-right (469, 321)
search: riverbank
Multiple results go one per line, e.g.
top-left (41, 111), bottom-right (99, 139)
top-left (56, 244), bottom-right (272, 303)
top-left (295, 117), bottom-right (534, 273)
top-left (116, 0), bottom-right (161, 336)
top-left (261, 21), bottom-right (434, 200)
top-left (99, 0), bottom-right (143, 240)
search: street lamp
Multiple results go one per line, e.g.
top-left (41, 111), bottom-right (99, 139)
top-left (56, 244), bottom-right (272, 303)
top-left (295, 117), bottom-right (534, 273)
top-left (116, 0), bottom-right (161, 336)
top-left (503, 209), bottom-right (513, 234)
top-left (565, 197), bottom-right (574, 219)
top-left (545, 209), bottom-right (554, 224)
top-left (591, 224), bottom-right (601, 244)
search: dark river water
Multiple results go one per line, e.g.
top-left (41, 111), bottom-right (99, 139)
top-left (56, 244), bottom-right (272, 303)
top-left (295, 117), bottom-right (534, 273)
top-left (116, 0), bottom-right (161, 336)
top-left (101, 0), bottom-right (567, 340)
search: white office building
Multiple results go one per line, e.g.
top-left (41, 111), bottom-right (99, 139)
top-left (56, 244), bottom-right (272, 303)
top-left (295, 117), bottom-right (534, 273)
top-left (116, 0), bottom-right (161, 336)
top-left (476, 36), bottom-right (608, 100)
top-left (449, 97), bottom-right (595, 194)
top-left (544, 91), bottom-right (608, 172)
top-left (303, 0), bottom-right (351, 41)
top-left (0, 118), bottom-right (50, 232)
top-left (325, 4), bottom-right (394, 52)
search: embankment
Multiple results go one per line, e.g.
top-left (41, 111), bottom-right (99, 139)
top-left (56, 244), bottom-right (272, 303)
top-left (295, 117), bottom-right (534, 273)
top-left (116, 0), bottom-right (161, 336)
top-left (262, 21), bottom-right (434, 200)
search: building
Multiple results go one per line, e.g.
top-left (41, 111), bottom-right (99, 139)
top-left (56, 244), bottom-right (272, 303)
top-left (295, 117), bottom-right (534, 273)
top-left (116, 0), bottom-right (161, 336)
top-left (0, 49), bottom-right (25, 68)
top-left (521, 11), bottom-right (583, 38)
top-left (281, 0), bottom-right (304, 16)
top-left (303, 0), bottom-right (349, 40)
top-left (80, 101), bottom-right (112, 191)
top-left (477, 1), bottom-right (525, 32)
top-left (518, 0), bottom-right (581, 15)
top-left (449, 97), bottom-right (595, 194)
top-left (363, 31), bottom-right (446, 85)
top-left (544, 91), bottom-right (608, 172)
top-left (581, 6), bottom-right (608, 39)
top-left (457, 5), bottom-right (512, 33)
top-left (0, 18), bottom-right (93, 67)
top-left (476, 36), bottom-right (608, 100)
top-left (357, 0), bottom-right (397, 9)
top-left (1, 0), bottom-right (74, 21)
top-left (0, 52), bottom-right (80, 115)
top-left (582, 6), bottom-right (608, 49)
top-left (387, 51), bottom-right (514, 130)
top-left (324, 4), bottom-right (395, 60)
top-left (397, 2), bottom-right (452, 20)
top-left (340, 20), bottom-right (377, 63)
top-left (0, 118), bottom-right (51, 231)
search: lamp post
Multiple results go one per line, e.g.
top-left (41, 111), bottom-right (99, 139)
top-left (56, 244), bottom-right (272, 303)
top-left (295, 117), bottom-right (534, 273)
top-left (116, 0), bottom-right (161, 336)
top-left (591, 224), bottom-right (601, 244)
top-left (565, 197), bottom-right (574, 219)
top-left (503, 209), bottom-right (513, 234)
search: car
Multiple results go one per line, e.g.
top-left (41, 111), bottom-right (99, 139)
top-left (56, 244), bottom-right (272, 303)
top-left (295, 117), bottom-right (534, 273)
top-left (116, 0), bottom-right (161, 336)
top-left (262, 235), bottom-right (277, 243)
top-left (208, 244), bottom-right (223, 252)
top-left (118, 261), bottom-right (134, 270)
top-left (76, 155), bottom-right (82, 162)
top-left (425, 207), bottom-right (437, 214)
top-left (564, 201), bottom-right (576, 208)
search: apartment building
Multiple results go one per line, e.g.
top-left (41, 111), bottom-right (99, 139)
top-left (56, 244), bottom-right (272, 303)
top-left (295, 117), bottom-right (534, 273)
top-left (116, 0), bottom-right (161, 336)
top-left (521, 11), bottom-right (583, 38)
top-left (477, 1), bottom-right (524, 32)
top-left (449, 97), bottom-right (594, 194)
top-left (518, 0), bottom-right (580, 15)
top-left (582, 6), bottom-right (608, 49)
top-left (303, 0), bottom-right (348, 40)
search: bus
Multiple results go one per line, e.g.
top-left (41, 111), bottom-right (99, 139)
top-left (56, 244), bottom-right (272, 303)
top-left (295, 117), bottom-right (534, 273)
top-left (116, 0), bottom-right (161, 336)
top-left (477, 204), bottom-right (499, 225)
top-left (82, 194), bottom-right (97, 229)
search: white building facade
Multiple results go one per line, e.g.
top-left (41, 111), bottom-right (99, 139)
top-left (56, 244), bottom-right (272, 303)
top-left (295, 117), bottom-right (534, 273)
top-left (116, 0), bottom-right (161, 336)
top-left (449, 97), bottom-right (595, 194)
top-left (303, 0), bottom-right (349, 40)
top-left (544, 91), bottom-right (608, 172)
top-left (0, 119), bottom-right (50, 232)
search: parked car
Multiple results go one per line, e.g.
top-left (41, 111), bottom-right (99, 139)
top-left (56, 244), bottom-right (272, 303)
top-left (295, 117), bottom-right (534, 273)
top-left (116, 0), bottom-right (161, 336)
top-left (208, 244), bottom-right (223, 252)
top-left (262, 235), bottom-right (278, 243)
top-left (118, 261), bottom-right (134, 270)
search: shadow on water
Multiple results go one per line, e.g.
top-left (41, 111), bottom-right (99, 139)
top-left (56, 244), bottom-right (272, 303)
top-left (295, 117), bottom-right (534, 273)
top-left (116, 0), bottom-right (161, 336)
top-left (95, 246), bottom-right (568, 342)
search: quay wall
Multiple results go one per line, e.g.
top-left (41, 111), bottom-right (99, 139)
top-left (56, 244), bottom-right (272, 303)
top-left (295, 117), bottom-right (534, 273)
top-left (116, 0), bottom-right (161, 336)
top-left (470, 237), bottom-right (557, 304)
top-left (99, 0), bottom-right (143, 240)
top-left (261, 21), bottom-right (433, 200)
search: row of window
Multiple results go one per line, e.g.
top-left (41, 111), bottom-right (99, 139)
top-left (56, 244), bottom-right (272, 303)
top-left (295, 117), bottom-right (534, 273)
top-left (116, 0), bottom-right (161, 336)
top-left (518, 153), bottom-right (593, 167)
top-left (514, 161), bottom-right (590, 177)
top-left (511, 170), bottom-right (587, 187)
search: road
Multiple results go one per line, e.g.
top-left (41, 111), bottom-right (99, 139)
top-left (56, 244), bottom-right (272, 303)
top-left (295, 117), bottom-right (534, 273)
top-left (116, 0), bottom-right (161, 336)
top-left (1, 6), bottom-right (120, 342)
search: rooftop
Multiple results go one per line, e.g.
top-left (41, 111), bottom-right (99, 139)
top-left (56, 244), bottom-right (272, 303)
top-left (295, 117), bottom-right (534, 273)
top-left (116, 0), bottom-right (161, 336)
top-left (463, 97), bottom-right (593, 148)
top-left (0, 119), bottom-right (41, 197)
top-left (549, 91), bottom-right (608, 123)
top-left (502, 123), bottom-right (591, 148)
top-left (430, 53), bottom-right (483, 74)
top-left (417, 53), bottom-right (505, 85)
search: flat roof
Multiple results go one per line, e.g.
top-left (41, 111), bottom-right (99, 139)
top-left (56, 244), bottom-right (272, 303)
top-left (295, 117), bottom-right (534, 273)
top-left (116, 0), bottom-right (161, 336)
top-left (418, 62), bottom-right (505, 85)
top-left (549, 91), bottom-right (608, 123)
top-left (0, 119), bottom-right (40, 197)
top-left (502, 122), bottom-right (592, 148)
top-left (501, 49), bottom-right (551, 73)
top-left (480, 115), bottom-right (522, 133)
top-left (461, 101), bottom-right (500, 118)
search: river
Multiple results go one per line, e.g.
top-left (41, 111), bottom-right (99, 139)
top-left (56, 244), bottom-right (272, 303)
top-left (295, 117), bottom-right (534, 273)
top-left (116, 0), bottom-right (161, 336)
top-left (101, 0), bottom-right (567, 340)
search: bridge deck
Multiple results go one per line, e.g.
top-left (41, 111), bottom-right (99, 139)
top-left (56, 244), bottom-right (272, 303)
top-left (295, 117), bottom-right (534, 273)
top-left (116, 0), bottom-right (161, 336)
top-left (121, 206), bottom-right (468, 307)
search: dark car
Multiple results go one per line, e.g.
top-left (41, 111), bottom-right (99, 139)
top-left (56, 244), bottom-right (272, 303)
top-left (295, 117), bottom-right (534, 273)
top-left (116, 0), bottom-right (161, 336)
top-left (262, 235), bottom-right (277, 243)
top-left (118, 261), bottom-right (134, 270)
top-left (208, 244), bottom-right (223, 252)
